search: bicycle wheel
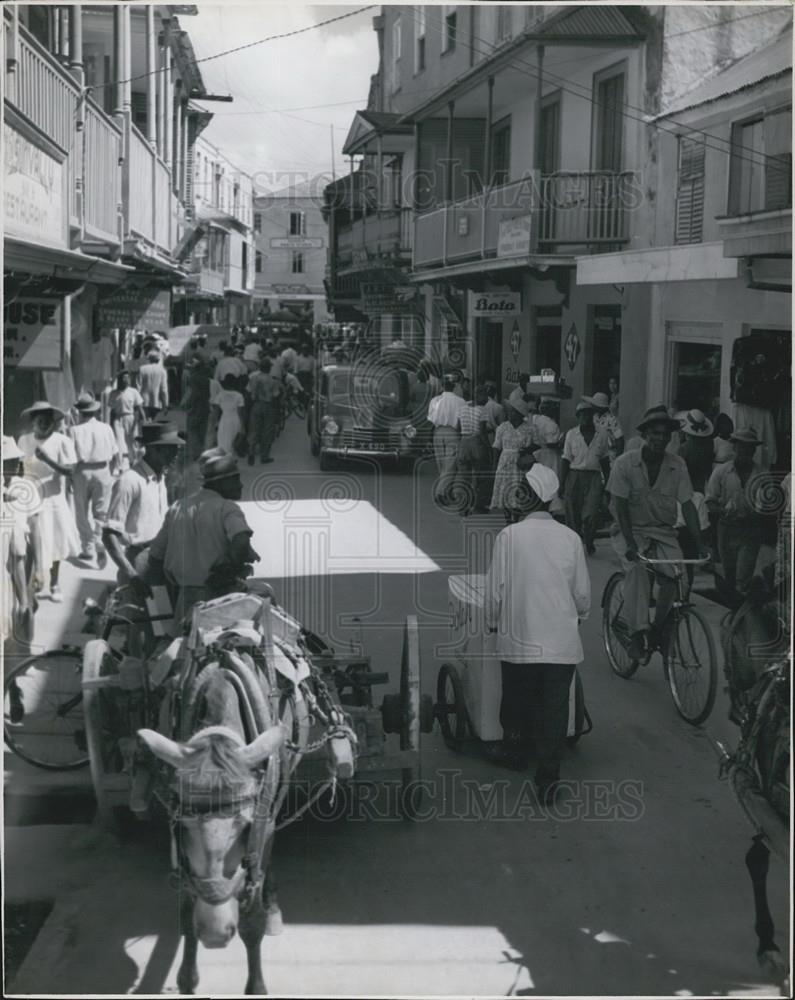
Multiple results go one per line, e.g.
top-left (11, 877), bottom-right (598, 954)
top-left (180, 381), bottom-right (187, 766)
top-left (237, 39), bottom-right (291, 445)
top-left (4, 650), bottom-right (89, 770)
top-left (292, 398), bottom-right (307, 420)
top-left (665, 607), bottom-right (718, 725)
top-left (602, 573), bottom-right (640, 679)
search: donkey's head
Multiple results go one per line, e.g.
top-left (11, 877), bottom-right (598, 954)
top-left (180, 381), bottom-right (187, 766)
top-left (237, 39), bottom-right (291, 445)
top-left (138, 724), bottom-right (284, 948)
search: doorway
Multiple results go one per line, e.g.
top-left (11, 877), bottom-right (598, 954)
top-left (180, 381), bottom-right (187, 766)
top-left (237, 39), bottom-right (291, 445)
top-left (476, 319), bottom-right (503, 386)
top-left (534, 306), bottom-right (562, 376)
top-left (588, 304), bottom-right (622, 395)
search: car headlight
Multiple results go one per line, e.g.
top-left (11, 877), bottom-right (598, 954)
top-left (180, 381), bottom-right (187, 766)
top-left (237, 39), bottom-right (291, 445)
top-left (403, 424), bottom-right (417, 439)
top-left (323, 419), bottom-right (340, 436)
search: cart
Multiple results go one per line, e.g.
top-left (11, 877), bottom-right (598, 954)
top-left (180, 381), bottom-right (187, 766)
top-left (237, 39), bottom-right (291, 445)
top-left (81, 584), bottom-right (434, 826)
top-left (435, 574), bottom-right (591, 752)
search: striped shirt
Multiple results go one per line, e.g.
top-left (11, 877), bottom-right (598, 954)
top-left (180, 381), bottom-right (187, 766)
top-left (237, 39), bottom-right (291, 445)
top-left (458, 404), bottom-right (486, 436)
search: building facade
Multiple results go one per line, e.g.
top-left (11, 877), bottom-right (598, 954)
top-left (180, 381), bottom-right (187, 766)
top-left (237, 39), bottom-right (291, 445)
top-left (253, 183), bottom-right (330, 325)
top-left (325, 4), bottom-right (791, 438)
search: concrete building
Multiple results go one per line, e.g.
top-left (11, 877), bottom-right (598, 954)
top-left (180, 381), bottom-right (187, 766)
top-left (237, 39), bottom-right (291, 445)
top-left (174, 135), bottom-right (255, 326)
top-left (253, 181), bottom-right (330, 325)
top-left (325, 4), bottom-right (791, 436)
top-left (3, 3), bottom-right (209, 431)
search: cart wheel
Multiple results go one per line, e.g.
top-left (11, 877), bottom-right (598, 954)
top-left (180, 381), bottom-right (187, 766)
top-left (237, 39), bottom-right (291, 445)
top-left (399, 616), bottom-right (423, 820)
top-left (82, 639), bottom-right (125, 828)
top-left (436, 663), bottom-right (471, 750)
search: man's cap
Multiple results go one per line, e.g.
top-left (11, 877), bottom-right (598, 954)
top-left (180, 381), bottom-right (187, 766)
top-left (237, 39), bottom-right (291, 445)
top-left (21, 400), bottom-right (65, 421)
top-left (202, 453), bottom-right (240, 484)
top-left (525, 464), bottom-right (559, 503)
top-left (730, 427), bottom-right (763, 446)
top-left (637, 404), bottom-right (681, 432)
top-left (75, 391), bottom-right (101, 413)
top-left (198, 446), bottom-right (226, 473)
top-left (2, 435), bottom-right (23, 462)
top-left (576, 400), bottom-right (596, 414)
top-left (679, 408), bottom-right (713, 438)
top-left (586, 392), bottom-right (610, 410)
top-left (505, 397), bottom-right (529, 417)
top-left (136, 422), bottom-right (184, 446)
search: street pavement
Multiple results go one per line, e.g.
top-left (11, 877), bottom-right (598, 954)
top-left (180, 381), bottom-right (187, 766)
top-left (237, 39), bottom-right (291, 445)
top-left (5, 413), bottom-right (789, 996)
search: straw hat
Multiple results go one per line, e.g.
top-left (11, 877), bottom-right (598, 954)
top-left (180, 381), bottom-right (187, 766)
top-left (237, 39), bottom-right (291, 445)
top-left (21, 401), bottom-right (65, 421)
top-left (637, 404), bottom-right (681, 432)
top-left (75, 391), bottom-right (101, 414)
top-left (202, 453), bottom-right (240, 484)
top-left (679, 409), bottom-right (713, 438)
top-left (730, 427), bottom-right (763, 447)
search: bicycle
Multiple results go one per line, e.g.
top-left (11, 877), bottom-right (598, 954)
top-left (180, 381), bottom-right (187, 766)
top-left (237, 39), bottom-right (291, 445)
top-left (3, 585), bottom-right (168, 770)
top-left (602, 554), bottom-right (718, 725)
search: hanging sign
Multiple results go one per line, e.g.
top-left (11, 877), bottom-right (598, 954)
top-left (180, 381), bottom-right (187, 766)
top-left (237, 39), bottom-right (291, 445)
top-left (564, 323), bottom-right (581, 371)
top-left (497, 215), bottom-right (533, 258)
top-left (469, 291), bottom-right (521, 317)
top-left (3, 298), bottom-right (64, 369)
top-left (270, 236), bottom-right (324, 249)
top-left (3, 122), bottom-right (66, 249)
top-left (97, 287), bottom-right (171, 331)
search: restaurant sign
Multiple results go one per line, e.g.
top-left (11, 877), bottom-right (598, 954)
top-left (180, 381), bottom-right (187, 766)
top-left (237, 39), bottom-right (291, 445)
top-left (3, 298), bottom-right (64, 369)
top-left (3, 121), bottom-right (66, 249)
top-left (497, 215), bottom-right (532, 258)
top-left (97, 286), bottom-right (171, 331)
top-left (270, 236), bottom-right (324, 249)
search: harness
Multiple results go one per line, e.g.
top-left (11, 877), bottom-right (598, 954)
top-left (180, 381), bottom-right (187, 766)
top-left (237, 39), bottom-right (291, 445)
top-left (156, 620), bottom-right (356, 912)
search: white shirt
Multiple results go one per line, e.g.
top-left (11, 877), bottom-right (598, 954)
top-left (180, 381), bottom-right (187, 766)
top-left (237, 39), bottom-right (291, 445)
top-left (69, 417), bottom-right (119, 465)
top-left (19, 431), bottom-right (77, 499)
top-left (281, 347), bottom-right (297, 370)
top-left (531, 412), bottom-right (562, 447)
top-left (485, 512), bottom-right (591, 663)
top-left (243, 342), bottom-right (261, 362)
top-left (428, 391), bottom-right (466, 428)
top-left (563, 426), bottom-right (610, 471)
top-left (105, 459), bottom-right (168, 546)
top-left (216, 356), bottom-right (245, 382)
top-left (508, 386), bottom-right (527, 406)
top-left (138, 361), bottom-right (169, 409)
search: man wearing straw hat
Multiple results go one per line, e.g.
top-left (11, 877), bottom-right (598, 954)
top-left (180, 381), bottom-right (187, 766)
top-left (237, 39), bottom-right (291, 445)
top-left (68, 392), bottom-right (119, 568)
top-left (146, 452), bottom-right (258, 619)
top-left (607, 405), bottom-right (709, 659)
top-left (485, 464), bottom-right (590, 803)
top-left (705, 427), bottom-right (766, 596)
top-left (559, 399), bottom-right (611, 555)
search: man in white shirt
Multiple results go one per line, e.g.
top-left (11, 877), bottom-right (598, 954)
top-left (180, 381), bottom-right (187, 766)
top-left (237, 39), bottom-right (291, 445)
top-left (485, 464), bottom-right (590, 803)
top-left (215, 344), bottom-right (247, 385)
top-left (560, 400), bottom-right (611, 555)
top-left (138, 351), bottom-right (169, 418)
top-left (427, 375), bottom-right (466, 505)
top-left (508, 374), bottom-right (530, 407)
top-left (69, 392), bottom-right (119, 566)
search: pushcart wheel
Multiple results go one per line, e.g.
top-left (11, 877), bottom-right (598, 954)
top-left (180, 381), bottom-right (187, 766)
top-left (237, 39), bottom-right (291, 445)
top-left (436, 663), bottom-right (471, 749)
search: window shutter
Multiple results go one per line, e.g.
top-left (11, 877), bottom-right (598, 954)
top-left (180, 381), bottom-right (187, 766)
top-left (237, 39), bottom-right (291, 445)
top-left (764, 107), bottom-right (792, 211)
top-left (675, 134), bottom-right (705, 244)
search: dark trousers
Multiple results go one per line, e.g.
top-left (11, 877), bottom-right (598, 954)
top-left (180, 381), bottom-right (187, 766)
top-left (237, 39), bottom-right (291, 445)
top-left (718, 520), bottom-right (762, 596)
top-left (455, 434), bottom-right (492, 512)
top-left (500, 661), bottom-right (576, 784)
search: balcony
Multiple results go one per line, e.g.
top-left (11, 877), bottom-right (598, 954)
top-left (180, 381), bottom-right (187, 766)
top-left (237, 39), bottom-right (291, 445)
top-left (127, 124), bottom-right (179, 256)
top-left (3, 14), bottom-right (122, 250)
top-left (336, 208), bottom-right (413, 273)
top-left (717, 207), bottom-right (792, 259)
top-left (413, 172), bottom-right (633, 270)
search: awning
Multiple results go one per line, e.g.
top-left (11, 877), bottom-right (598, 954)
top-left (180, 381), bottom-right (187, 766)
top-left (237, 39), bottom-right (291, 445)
top-left (409, 254), bottom-right (572, 282)
top-left (4, 238), bottom-right (134, 285)
top-left (167, 324), bottom-right (228, 359)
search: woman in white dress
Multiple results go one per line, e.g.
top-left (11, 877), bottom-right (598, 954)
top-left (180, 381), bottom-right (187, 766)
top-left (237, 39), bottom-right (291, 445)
top-left (108, 370), bottom-right (145, 468)
top-left (18, 402), bottom-right (79, 602)
top-left (490, 399), bottom-right (536, 523)
top-left (212, 374), bottom-right (245, 455)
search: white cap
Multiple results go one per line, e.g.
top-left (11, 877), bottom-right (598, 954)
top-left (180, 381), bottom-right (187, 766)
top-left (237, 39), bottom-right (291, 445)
top-left (524, 464), bottom-right (559, 503)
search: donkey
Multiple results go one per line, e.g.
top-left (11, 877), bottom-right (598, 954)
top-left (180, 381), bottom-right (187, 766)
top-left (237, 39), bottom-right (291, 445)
top-left (138, 667), bottom-right (287, 995)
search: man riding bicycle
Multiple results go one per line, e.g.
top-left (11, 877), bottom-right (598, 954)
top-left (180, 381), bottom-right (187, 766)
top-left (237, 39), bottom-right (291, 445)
top-left (607, 405), bottom-right (710, 660)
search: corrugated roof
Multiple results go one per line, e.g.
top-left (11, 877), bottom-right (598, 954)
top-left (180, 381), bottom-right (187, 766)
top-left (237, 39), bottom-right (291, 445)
top-left (658, 27), bottom-right (793, 119)
top-left (358, 110), bottom-right (412, 132)
top-left (538, 6), bottom-right (643, 40)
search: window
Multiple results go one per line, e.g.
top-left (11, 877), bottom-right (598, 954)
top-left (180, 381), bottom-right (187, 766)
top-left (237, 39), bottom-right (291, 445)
top-left (729, 106), bottom-right (792, 215)
top-left (253, 212), bottom-right (261, 233)
top-left (675, 133), bottom-right (705, 244)
top-left (291, 251), bottom-right (304, 274)
top-left (593, 70), bottom-right (625, 171)
top-left (496, 6), bottom-right (512, 42)
top-left (241, 241), bottom-right (248, 284)
top-left (255, 250), bottom-right (262, 274)
top-left (442, 5), bottom-right (457, 53)
top-left (670, 340), bottom-right (722, 416)
top-left (391, 16), bottom-right (402, 92)
top-left (414, 6), bottom-right (426, 73)
top-left (490, 118), bottom-right (511, 186)
top-left (289, 211), bottom-right (306, 236)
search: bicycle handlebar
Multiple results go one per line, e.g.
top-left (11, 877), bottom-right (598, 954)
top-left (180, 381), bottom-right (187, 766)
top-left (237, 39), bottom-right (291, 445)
top-left (638, 555), bottom-right (711, 565)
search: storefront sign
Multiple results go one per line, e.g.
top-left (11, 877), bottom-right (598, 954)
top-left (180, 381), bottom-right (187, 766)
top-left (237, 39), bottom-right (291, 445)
top-left (272, 283), bottom-right (311, 294)
top-left (509, 321), bottom-right (522, 361)
top-left (3, 122), bottom-right (66, 248)
top-left (97, 286), bottom-right (171, 331)
top-left (469, 291), bottom-right (521, 317)
top-left (3, 298), bottom-right (64, 369)
top-left (565, 323), bottom-right (581, 371)
top-left (270, 236), bottom-right (324, 249)
top-left (361, 283), bottom-right (418, 315)
top-left (497, 215), bottom-right (532, 258)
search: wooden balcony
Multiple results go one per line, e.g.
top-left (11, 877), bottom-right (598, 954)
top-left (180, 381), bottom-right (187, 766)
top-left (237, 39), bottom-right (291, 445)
top-left (336, 208), bottom-right (413, 271)
top-left (126, 123), bottom-right (179, 256)
top-left (4, 14), bottom-right (121, 249)
top-left (413, 172), bottom-right (633, 269)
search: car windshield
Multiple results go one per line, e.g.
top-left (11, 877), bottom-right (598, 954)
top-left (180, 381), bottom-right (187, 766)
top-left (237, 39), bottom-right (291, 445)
top-left (327, 370), bottom-right (406, 413)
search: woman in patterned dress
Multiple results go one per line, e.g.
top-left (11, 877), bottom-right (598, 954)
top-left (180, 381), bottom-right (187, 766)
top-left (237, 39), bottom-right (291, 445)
top-left (490, 399), bottom-right (536, 523)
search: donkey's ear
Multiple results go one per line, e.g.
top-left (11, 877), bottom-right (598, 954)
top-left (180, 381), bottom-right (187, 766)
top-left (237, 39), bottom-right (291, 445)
top-left (138, 728), bottom-right (192, 768)
top-left (237, 725), bottom-right (287, 768)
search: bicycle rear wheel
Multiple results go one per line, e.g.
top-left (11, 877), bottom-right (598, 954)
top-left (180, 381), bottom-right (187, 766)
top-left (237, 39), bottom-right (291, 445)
top-left (4, 650), bottom-right (89, 770)
top-left (602, 573), bottom-right (640, 678)
top-left (665, 607), bottom-right (718, 725)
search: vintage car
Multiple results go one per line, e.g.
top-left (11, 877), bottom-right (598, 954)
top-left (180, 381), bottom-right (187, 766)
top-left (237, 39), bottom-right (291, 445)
top-left (308, 363), bottom-right (418, 470)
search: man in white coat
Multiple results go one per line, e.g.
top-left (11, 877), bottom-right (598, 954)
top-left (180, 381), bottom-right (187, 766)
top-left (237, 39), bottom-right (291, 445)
top-left (485, 464), bottom-right (591, 804)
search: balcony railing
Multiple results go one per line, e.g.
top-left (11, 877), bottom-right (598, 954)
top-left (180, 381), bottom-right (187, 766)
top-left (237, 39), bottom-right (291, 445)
top-left (413, 172), bottom-right (632, 268)
top-left (336, 208), bottom-right (413, 269)
top-left (127, 123), bottom-right (175, 255)
top-left (83, 99), bottom-right (122, 244)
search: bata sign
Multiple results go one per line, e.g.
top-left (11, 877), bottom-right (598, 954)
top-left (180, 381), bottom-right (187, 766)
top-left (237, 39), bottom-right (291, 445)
top-left (469, 292), bottom-right (521, 317)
